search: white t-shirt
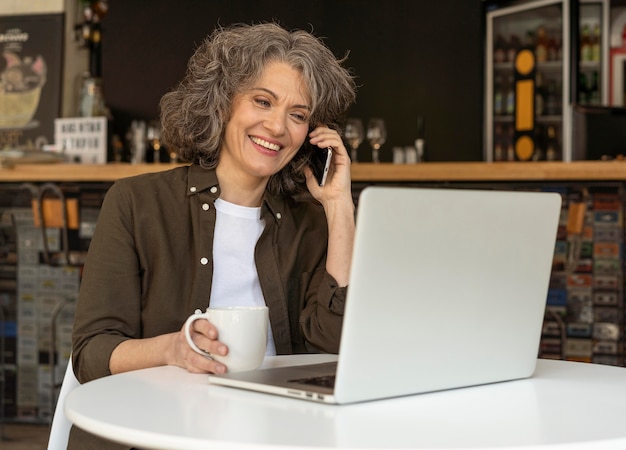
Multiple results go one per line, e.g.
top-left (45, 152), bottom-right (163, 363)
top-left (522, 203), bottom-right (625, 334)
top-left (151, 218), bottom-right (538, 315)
top-left (209, 198), bottom-right (276, 356)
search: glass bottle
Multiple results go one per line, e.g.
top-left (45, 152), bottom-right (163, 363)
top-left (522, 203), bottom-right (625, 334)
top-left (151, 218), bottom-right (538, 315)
top-left (545, 79), bottom-right (559, 116)
top-left (591, 23), bottom-right (600, 62)
top-left (546, 125), bottom-right (559, 161)
top-left (494, 34), bottom-right (506, 63)
top-left (580, 24), bottom-right (591, 62)
top-left (535, 25), bottom-right (548, 63)
top-left (535, 71), bottom-right (545, 116)
top-left (505, 74), bottom-right (515, 116)
top-left (494, 75), bottom-right (504, 116)
top-left (78, 22), bottom-right (106, 117)
top-left (507, 35), bottom-right (521, 63)
top-left (78, 72), bottom-right (106, 117)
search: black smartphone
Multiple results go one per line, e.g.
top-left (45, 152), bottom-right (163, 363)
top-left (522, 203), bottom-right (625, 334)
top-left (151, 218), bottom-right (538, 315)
top-left (309, 146), bottom-right (333, 187)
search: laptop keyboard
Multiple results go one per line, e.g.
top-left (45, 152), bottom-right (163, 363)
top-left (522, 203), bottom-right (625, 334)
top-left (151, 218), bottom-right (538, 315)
top-left (289, 374), bottom-right (336, 388)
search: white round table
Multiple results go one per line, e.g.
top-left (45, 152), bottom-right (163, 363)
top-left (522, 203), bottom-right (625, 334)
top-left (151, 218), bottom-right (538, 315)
top-left (65, 356), bottom-right (626, 449)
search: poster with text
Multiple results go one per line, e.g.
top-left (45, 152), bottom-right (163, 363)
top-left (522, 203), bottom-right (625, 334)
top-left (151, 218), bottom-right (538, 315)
top-left (0, 14), bottom-right (64, 150)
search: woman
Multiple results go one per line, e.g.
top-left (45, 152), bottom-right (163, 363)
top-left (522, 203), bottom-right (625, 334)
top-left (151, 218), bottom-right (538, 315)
top-left (72, 22), bottom-right (356, 390)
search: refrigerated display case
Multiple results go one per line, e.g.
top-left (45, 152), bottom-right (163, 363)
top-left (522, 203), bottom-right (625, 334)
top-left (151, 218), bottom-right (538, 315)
top-left (484, 0), bottom-right (610, 162)
top-left (579, 0), bottom-right (610, 105)
top-left (610, 9), bottom-right (626, 106)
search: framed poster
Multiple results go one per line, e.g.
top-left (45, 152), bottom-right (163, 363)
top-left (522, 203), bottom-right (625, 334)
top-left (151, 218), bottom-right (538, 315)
top-left (0, 14), bottom-right (64, 150)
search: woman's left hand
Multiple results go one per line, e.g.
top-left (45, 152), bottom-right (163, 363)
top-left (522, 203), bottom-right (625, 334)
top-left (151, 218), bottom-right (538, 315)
top-left (304, 126), bottom-right (352, 206)
top-left (304, 126), bottom-right (355, 287)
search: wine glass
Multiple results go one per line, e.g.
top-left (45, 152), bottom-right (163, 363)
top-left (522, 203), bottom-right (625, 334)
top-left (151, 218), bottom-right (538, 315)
top-left (367, 118), bottom-right (387, 163)
top-left (343, 118), bottom-right (364, 162)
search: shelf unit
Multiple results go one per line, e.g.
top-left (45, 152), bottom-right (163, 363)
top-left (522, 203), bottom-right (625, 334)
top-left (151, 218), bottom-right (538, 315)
top-left (2, 161), bottom-right (626, 182)
top-left (1, 161), bottom-right (625, 422)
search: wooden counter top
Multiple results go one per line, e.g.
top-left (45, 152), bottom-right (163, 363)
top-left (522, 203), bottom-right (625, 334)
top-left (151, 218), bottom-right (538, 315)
top-left (350, 161), bottom-right (626, 182)
top-left (1, 161), bottom-right (626, 183)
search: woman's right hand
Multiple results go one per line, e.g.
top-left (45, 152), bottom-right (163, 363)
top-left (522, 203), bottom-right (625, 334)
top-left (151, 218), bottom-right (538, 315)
top-left (108, 321), bottom-right (230, 375)
top-left (174, 319), bottom-right (229, 374)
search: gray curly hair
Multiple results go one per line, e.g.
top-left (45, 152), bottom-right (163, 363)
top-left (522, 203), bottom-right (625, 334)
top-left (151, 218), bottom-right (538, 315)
top-left (159, 22), bottom-right (357, 197)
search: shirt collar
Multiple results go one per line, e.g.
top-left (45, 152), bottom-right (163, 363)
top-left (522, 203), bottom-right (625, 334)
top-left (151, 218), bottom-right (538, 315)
top-left (187, 163), bottom-right (220, 197)
top-left (186, 163), bottom-right (288, 224)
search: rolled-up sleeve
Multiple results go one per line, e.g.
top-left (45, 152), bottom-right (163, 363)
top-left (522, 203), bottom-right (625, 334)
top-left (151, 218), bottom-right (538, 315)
top-left (72, 182), bottom-right (140, 383)
top-left (299, 269), bottom-right (347, 354)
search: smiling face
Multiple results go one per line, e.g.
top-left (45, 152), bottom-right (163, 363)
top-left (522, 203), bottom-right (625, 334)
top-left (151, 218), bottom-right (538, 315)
top-left (218, 61), bottom-right (311, 193)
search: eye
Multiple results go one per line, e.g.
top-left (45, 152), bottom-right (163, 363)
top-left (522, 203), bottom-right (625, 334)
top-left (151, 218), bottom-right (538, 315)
top-left (254, 97), bottom-right (271, 108)
top-left (291, 112), bottom-right (308, 122)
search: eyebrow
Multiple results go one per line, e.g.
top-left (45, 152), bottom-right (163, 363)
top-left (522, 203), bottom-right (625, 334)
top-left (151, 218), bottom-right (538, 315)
top-left (250, 87), bottom-right (311, 111)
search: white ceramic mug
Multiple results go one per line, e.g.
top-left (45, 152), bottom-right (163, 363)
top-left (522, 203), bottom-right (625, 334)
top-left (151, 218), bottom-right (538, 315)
top-left (183, 306), bottom-right (268, 372)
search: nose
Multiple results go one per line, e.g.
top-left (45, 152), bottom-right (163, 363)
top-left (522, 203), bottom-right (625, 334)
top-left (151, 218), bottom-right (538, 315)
top-left (263, 110), bottom-right (286, 136)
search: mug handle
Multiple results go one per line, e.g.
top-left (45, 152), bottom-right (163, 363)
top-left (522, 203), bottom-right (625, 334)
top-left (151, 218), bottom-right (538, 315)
top-left (183, 309), bottom-right (213, 358)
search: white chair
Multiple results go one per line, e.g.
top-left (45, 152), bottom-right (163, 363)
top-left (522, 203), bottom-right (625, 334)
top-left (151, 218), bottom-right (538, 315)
top-left (47, 357), bottom-right (80, 450)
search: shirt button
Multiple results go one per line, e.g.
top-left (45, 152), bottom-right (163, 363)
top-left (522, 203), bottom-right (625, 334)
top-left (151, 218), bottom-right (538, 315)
top-left (210, 186), bottom-right (218, 194)
top-left (190, 186), bottom-right (197, 193)
top-left (200, 257), bottom-right (209, 265)
top-left (202, 203), bottom-right (210, 211)
top-left (276, 212), bottom-right (282, 219)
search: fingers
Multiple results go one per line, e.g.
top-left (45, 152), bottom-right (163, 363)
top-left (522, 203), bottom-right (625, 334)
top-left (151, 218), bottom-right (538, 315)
top-left (191, 319), bottom-right (227, 355)
top-left (184, 351), bottom-right (227, 374)
top-left (308, 127), bottom-right (349, 159)
top-left (181, 320), bottom-right (228, 374)
top-left (305, 126), bottom-right (353, 209)
top-left (307, 126), bottom-right (351, 180)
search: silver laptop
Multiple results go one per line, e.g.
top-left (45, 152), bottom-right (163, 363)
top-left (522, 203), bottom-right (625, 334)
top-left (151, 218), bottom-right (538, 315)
top-left (208, 186), bottom-right (562, 404)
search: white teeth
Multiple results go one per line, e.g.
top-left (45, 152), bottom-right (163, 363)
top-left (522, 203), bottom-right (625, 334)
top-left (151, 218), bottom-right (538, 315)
top-left (250, 136), bottom-right (280, 151)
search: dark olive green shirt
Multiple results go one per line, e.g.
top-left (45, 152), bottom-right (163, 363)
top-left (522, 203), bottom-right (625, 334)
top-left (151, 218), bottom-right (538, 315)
top-left (72, 164), bottom-right (346, 384)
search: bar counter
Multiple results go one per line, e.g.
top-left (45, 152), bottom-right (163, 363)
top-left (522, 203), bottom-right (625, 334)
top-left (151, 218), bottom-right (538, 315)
top-left (1, 160), bottom-right (626, 183)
